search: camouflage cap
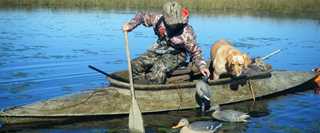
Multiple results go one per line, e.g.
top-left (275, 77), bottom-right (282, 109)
top-left (162, 1), bottom-right (184, 25)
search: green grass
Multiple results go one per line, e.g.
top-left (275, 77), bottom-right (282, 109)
top-left (0, 0), bottom-right (320, 17)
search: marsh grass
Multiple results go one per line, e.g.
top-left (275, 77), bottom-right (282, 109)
top-left (0, 0), bottom-right (319, 17)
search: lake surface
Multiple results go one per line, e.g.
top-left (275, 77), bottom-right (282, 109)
top-left (0, 9), bottom-right (320, 132)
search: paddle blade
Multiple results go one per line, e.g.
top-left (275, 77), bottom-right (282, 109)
top-left (129, 99), bottom-right (145, 133)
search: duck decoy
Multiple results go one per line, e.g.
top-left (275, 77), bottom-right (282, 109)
top-left (210, 105), bottom-right (250, 122)
top-left (312, 67), bottom-right (320, 73)
top-left (172, 118), bottom-right (222, 133)
top-left (312, 67), bottom-right (320, 94)
top-left (195, 77), bottom-right (212, 113)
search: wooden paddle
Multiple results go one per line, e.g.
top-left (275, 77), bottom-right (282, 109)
top-left (124, 31), bottom-right (145, 133)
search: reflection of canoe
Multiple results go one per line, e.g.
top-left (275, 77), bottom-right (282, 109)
top-left (0, 70), bottom-right (315, 126)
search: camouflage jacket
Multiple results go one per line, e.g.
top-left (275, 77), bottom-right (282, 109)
top-left (126, 12), bottom-right (207, 70)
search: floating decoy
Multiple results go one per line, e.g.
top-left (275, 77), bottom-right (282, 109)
top-left (172, 118), bottom-right (222, 133)
top-left (210, 105), bottom-right (250, 122)
top-left (312, 67), bottom-right (320, 73)
top-left (312, 67), bottom-right (320, 94)
top-left (195, 79), bottom-right (212, 112)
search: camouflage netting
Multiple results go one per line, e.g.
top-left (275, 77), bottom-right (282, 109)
top-left (241, 58), bottom-right (272, 77)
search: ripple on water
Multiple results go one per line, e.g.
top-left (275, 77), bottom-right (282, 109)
top-left (12, 71), bottom-right (29, 78)
top-left (7, 81), bottom-right (33, 94)
top-left (113, 59), bottom-right (125, 64)
top-left (234, 42), bottom-right (259, 48)
top-left (72, 49), bottom-right (99, 55)
top-left (307, 120), bottom-right (320, 133)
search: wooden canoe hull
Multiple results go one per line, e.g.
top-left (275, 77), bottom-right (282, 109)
top-left (0, 71), bottom-right (316, 125)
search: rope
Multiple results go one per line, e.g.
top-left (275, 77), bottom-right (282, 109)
top-left (176, 86), bottom-right (183, 112)
top-left (248, 80), bottom-right (256, 102)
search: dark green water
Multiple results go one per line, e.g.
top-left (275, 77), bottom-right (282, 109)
top-left (0, 9), bottom-right (319, 132)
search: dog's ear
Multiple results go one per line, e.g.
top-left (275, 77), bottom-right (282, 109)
top-left (243, 54), bottom-right (252, 68)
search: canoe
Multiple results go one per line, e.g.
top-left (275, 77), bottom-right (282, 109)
top-left (0, 70), bottom-right (316, 126)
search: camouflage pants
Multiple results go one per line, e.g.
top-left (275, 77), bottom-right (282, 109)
top-left (131, 50), bottom-right (186, 84)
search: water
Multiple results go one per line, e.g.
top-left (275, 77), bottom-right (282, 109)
top-left (0, 9), bottom-right (320, 132)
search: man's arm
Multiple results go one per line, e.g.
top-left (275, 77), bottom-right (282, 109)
top-left (181, 26), bottom-right (210, 77)
top-left (122, 12), bottom-right (159, 32)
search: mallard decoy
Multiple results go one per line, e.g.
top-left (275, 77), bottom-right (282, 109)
top-left (312, 67), bottom-right (320, 73)
top-left (312, 67), bottom-right (320, 94)
top-left (210, 105), bottom-right (250, 122)
top-left (172, 118), bottom-right (222, 133)
top-left (195, 79), bottom-right (211, 112)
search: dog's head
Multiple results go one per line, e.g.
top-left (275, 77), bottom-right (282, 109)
top-left (226, 53), bottom-right (252, 76)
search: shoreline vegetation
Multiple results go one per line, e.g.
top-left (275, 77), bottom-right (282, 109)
top-left (0, 0), bottom-right (320, 18)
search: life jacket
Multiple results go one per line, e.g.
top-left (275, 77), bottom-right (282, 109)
top-left (154, 16), bottom-right (185, 42)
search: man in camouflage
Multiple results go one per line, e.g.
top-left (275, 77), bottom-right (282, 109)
top-left (122, 1), bottom-right (210, 84)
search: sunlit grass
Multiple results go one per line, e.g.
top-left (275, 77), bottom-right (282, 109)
top-left (0, 0), bottom-right (319, 16)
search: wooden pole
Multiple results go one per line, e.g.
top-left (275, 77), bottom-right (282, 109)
top-left (124, 31), bottom-right (145, 133)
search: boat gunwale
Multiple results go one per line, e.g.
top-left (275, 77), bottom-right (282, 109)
top-left (107, 71), bottom-right (272, 90)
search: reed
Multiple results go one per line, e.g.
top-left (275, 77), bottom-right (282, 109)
top-left (0, 0), bottom-right (319, 16)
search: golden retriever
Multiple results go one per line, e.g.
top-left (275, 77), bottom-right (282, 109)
top-left (210, 40), bottom-right (252, 80)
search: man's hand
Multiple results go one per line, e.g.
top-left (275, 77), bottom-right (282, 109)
top-left (122, 22), bottom-right (132, 32)
top-left (200, 68), bottom-right (210, 78)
